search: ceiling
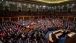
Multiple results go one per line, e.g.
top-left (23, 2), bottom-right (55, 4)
top-left (4, 0), bottom-right (75, 5)
top-left (34, 0), bottom-right (70, 4)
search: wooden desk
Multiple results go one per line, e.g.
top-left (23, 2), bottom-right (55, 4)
top-left (49, 29), bottom-right (63, 43)
top-left (23, 25), bottom-right (37, 33)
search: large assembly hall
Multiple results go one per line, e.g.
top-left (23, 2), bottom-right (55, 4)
top-left (0, 0), bottom-right (76, 43)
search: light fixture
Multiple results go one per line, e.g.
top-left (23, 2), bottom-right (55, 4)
top-left (52, 7), bottom-right (54, 9)
top-left (62, 5), bottom-right (64, 7)
top-left (58, 6), bottom-right (60, 8)
top-left (36, 5), bottom-right (39, 9)
top-left (67, 4), bottom-right (69, 7)
top-left (9, 1), bottom-right (12, 4)
top-left (72, 4), bottom-right (75, 6)
top-left (17, 3), bottom-right (22, 7)
top-left (2, 0), bottom-right (3, 1)
top-left (28, 4), bottom-right (31, 8)
top-left (36, 0), bottom-right (69, 4)
top-left (49, 7), bottom-right (51, 9)
top-left (12, 2), bottom-right (16, 4)
top-left (62, 5), bottom-right (64, 9)
top-left (39, 5), bottom-right (42, 7)
top-left (43, 5), bottom-right (46, 8)
top-left (71, 4), bottom-right (75, 8)
top-left (32, 4), bottom-right (35, 7)
top-left (5, 1), bottom-right (10, 7)
top-left (17, 2), bottom-right (18, 3)
top-left (23, 3), bottom-right (26, 6)
top-left (54, 6), bottom-right (57, 9)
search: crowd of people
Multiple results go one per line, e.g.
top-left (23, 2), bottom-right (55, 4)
top-left (0, 18), bottom-right (76, 43)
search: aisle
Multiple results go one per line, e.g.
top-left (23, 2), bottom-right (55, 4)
top-left (45, 31), bottom-right (54, 43)
top-left (23, 25), bottom-right (36, 33)
top-left (45, 30), bottom-right (66, 43)
top-left (58, 34), bottom-right (66, 43)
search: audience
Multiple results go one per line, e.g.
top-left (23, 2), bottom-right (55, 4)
top-left (0, 18), bottom-right (76, 43)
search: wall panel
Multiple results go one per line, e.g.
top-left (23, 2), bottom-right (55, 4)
top-left (19, 17), bottom-right (23, 20)
top-left (11, 17), bottom-right (18, 21)
top-left (68, 17), bottom-right (74, 21)
top-left (24, 17), bottom-right (29, 20)
top-left (4, 18), bottom-right (9, 21)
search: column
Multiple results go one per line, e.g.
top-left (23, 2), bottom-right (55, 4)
top-left (45, 16), bottom-right (46, 19)
top-left (67, 17), bottom-right (69, 20)
top-left (58, 16), bottom-right (59, 19)
top-left (63, 16), bottom-right (64, 20)
top-left (38, 16), bottom-right (39, 19)
top-left (23, 17), bottom-right (24, 20)
top-left (33, 16), bottom-right (34, 19)
top-left (74, 17), bottom-right (75, 21)
top-left (18, 17), bottom-right (19, 20)
top-left (9, 17), bottom-right (11, 21)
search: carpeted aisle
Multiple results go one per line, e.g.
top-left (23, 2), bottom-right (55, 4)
top-left (45, 31), bottom-right (66, 43)
top-left (59, 35), bottom-right (66, 43)
top-left (45, 31), bottom-right (54, 43)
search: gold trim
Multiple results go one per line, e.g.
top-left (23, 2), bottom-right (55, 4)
top-left (36, 0), bottom-right (69, 4)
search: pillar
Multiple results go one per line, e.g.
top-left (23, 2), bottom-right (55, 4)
top-left (23, 17), bottom-right (24, 20)
top-left (9, 17), bottom-right (11, 21)
top-left (18, 17), bottom-right (19, 20)
top-left (63, 16), bottom-right (64, 20)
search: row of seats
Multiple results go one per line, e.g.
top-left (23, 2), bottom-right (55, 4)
top-left (0, 18), bottom-right (76, 43)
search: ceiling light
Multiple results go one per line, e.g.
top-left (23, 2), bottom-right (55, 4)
top-left (9, 2), bottom-right (12, 4)
top-left (39, 5), bottom-right (42, 7)
top-left (67, 4), bottom-right (69, 7)
top-left (72, 4), bottom-right (75, 6)
top-left (23, 3), bottom-right (26, 6)
top-left (12, 2), bottom-right (16, 4)
top-left (17, 2), bottom-right (18, 3)
top-left (43, 6), bottom-right (45, 8)
top-left (2, 0), bottom-right (3, 1)
top-left (36, 0), bottom-right (69, 4)
top-left (32, 4), bottom-right (35, 7)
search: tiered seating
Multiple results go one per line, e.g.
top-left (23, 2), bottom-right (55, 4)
top-left (0, 18), bottom-right (76, 43)
top-left (0, 11), bottom-right (76, 16)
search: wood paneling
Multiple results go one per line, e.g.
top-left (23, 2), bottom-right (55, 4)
top-left (29, 17), bottom-right (34, 20)
top-left (19, 17), bottom-right (23, 20)
top-left (42, 16), bottom-right (45, 19)
top-left (24, 17), bottom-right (29, 20)
top-left (68, 17), bottom-right (74, 21)
top-left (64, 17), bottom-right (67, 20)
top-left (0, 16), bottom-right (75, 21)
top-left (59, 17), bottom-right (63, 19)
top-left (4, 18), bottom-right (9, 21)
top-left (34, 17), bottom-right (38, 19)
top-left (11, 17), bottom-right (18, 21)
